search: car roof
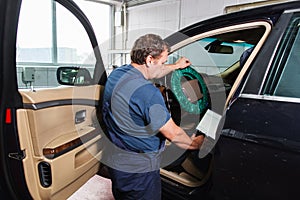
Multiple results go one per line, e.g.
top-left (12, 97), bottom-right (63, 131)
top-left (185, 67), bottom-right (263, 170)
top-left (165, 1), bottom-right (300, 46)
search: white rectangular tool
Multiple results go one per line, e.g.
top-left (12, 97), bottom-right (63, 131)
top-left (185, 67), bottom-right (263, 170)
top-left (196, 109), bottom-right (222, 140)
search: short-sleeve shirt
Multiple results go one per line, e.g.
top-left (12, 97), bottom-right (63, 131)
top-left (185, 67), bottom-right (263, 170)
top-left (102, 64), bottom-right (171, 153)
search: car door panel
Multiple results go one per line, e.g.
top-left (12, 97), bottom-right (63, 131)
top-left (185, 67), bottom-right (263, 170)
top-left (225, 97), bottom-right (300, 141)
top-left (0, 0), bottom-right (109, 198)
top-left (16, 85), bottom-right (104, 199)
top-left (211, 134), bottom-right (300, 199)
top-left (219, 97), bottom-right (300, 199)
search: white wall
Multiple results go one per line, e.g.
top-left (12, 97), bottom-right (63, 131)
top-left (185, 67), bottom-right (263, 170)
top-left (109, 0), bottom-right (291, 68)
top-left (122, 0), bottom-right (288, 48)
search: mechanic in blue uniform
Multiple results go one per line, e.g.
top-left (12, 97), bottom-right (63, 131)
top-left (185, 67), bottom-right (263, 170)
top-left (102, 34), bottom-right (205, 200)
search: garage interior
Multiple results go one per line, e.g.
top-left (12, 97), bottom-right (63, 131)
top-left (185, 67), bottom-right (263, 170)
top-left (80, 0), bottom-right (290, 75)
top-left (61, 0), bottom-right (291, 199)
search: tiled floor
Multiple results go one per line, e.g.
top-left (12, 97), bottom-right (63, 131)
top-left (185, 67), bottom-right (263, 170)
top-left (68, 175), bottom-right (114, 200)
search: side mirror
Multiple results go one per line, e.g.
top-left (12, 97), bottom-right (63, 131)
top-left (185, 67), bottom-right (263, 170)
top-left (56, 66), bottom-right (92, 86)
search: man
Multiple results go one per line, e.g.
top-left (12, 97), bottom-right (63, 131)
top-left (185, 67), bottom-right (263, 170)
top-left (102, 34), bottom-right (204, 200)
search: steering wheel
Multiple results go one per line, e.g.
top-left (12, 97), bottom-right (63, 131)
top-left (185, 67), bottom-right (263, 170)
top-left (161, 67), bottom-right (209, 170)
top-left (170, 66), bottom-right (209, 115)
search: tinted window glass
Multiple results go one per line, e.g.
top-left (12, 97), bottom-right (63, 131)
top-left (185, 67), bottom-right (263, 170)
top-left (264, 15), bottom-right (300, 98)
top-left (273, 19), bottom-right (300, 98)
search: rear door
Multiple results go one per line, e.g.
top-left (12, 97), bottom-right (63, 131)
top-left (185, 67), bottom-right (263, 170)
top-left (219, 11), bottom-right (300, 199)
top-left (0, 0), bottom-right (106, 199)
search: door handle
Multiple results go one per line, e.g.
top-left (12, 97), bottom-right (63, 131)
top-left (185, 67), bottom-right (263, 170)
top-left (75, 110), bottom-right (86, 124)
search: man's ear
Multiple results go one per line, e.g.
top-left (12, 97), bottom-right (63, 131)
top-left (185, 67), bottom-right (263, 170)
top-left (146, 55), bottom-right (153, 65)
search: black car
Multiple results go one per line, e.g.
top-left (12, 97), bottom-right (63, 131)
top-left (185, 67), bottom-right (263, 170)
top-left (1, 0), bottom-right (300, 199)
top-left (161, 1), bottom-right (300, 199)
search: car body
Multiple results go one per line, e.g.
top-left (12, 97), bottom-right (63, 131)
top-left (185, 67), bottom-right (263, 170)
top-left (161, 1), bottom-right (300, 199)
top-left (1, 0), bottom-right (300, 199)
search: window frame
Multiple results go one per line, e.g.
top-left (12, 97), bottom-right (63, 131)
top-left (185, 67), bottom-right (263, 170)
top-left (168, 21), bottom-right (272, 108)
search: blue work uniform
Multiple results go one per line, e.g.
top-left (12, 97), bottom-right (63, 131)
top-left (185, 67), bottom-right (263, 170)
top-left (102, 64), bottom-right (171, 200)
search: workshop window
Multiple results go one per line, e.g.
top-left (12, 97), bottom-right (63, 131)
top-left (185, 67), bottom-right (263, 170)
top-left (16, 0), bottom-right (110, 89)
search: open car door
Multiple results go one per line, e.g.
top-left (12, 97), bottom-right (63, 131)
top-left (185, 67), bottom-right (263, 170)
top-left (0, 0), bottom-right (107, 199)
top-left (159, 18), bottom-right (271, 199)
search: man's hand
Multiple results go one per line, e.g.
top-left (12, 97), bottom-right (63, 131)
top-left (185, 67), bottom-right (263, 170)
top-left (190, 134), bottom-right (205, 149)
top-left (160, 118), bottom-right (204, 150)
top-left (174, 57), bottom-right (191, 69)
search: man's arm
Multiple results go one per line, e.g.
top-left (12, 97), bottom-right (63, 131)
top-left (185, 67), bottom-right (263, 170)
top-left (159, 118), bottom-right (204, 150)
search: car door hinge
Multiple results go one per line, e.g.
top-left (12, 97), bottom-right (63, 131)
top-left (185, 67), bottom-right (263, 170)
top-left (8, 151), bottom-right (26, 160)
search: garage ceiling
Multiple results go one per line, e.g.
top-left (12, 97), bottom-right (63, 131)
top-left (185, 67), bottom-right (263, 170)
top-left (90, 0), bottom-right (162, 7)
top-left (116, 0), bottom-right (161, 7)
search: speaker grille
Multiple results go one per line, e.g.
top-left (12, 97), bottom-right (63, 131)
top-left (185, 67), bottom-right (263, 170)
top-left (38, 161), bottom-right (52, 187)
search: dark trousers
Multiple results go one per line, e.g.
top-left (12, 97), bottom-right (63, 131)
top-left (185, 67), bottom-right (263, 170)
top-left (108, 167), bottom-right (161, 200)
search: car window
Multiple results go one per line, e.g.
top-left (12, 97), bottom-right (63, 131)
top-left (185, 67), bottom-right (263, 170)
top-left (16, 0), bottom-right (96, 89)
top-left (169, 37), bottom-right (254, 75)
top-left (264, 15), bottom-right (300, 98)
top-left (167, 25), bottom-right (267, 98)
